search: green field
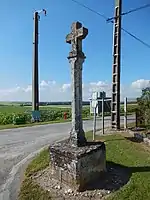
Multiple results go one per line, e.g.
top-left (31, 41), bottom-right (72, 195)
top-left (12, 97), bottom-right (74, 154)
top-left (0, 103), bottom-right (137, 129)
top-left (0, 105), bottom-right (90, 127)
top-left (0, 105), bottom-right (70, 113)
top-left (0, 103), bottom-right (137, 114)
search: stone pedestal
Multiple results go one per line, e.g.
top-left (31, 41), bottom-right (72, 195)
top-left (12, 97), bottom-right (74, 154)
top-left (49, 140), bottom-right (106, 191)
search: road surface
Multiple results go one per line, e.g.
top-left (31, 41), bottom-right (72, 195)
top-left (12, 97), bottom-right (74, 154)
top-left (0, 115), bottom-right (135, 200)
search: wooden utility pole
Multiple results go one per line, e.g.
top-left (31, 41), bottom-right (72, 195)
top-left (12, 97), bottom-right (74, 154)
top-left (32, 9), bottom-right (46, 120)
top-left (32, 11), bottom-right (39, 112)
top-left (111, 0), bottom-right (122, 130)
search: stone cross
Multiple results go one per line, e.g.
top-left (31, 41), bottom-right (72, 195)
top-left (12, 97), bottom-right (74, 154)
top-left (66, 22), bottom-right (88, 147)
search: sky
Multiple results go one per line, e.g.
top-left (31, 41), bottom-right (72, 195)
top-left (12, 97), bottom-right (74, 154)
top-left (0, 0), bottom-right (150, 101)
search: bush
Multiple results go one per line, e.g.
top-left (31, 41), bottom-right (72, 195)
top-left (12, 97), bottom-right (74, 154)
top-left (120, 104), bottom-right (137, 114)
top-left (0, 107), bottom-right (90, 125)
top-left (13, 114), bottom-right (29, 125)
top-left (136, 87), bottom-right (150, 127)
top-left (0, 113), bottom-right (14, 125)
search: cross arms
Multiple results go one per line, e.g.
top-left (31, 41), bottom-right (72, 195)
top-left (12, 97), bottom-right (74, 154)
top-left (66, 22), bottom-right (88, 44)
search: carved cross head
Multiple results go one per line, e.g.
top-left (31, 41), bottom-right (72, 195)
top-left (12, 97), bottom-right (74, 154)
top-left (66, 21), bottom-right (88, 44)
top-left (66, 22), bottom-right (88, 57)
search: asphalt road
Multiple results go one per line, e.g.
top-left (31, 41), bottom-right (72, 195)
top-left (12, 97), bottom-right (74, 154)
top-left (0, 115), bottom-right (135, 200)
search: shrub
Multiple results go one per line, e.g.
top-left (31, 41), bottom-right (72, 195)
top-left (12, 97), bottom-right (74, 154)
top-left (13, 114), bottom-right (29, 125)
top-left (0, 107), bottom-right (90, 125)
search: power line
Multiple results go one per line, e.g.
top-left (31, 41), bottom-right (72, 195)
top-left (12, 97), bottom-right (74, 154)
top-left (69, 0), bottom-right (150, 49)
top-left (107, 3), bottom-right (150, 21)
top-left (70, 0), bottom-right (107, 20)
top-left (122, 28), bottom-right (150, 49)
top-left (122, 3), bottom-right (150, 16)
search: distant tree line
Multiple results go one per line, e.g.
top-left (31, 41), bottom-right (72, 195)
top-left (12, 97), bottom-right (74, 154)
top-left (20, 101), bottom-right (90, 106)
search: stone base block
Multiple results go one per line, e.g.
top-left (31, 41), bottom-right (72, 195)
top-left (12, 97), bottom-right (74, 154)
top-left (49, 140), bottom-right (106, 191)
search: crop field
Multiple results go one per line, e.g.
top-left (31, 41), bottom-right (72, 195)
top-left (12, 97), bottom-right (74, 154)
top-left (0, 105), bottom-right (90, 126)
top-left (0, 103), bottom-right (137, 127)
top-left (0, 105), bottom-right (69, 114)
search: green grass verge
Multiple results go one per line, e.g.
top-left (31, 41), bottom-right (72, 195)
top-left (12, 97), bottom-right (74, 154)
top-left (0, 119), bottom-right (71, 130)
top-left (0, 117), bottom-right (93, 130)
top-left (18, 178), bottom-right (51, 200)
top-left (87, 133), bottom-right (150, 200)
top-left (19, 132), bottom-right (150, 200)
top-left (0, 112), bottom-right (134, 131)
top-left (25, 148), bottom-right (50, 177)
top-left (18, 148), bottom-right (50, 200)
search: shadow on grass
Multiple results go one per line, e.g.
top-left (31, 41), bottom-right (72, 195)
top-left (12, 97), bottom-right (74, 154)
top-left (85, 161), bottom-right (150, 192)
top-left (125, 136), bottom-right (143, 143)
top-left (101, 138), bottom-right (126, 142)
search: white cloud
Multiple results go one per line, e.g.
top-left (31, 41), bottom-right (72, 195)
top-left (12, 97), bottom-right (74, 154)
top-left (61, 83), bottom-right (71, 92)
top-left (24, 85), bottom-right (32, 92)
top-left (0, 79), bottom-right (148, 102)
top-left (40, 80), bottom-right (49, 87)
top-left (88, 81), bottom-right (111, 95)
top-left (131, 79), bottom-right (150, 90)
top-left (40, 80), bottom-right (56, 89)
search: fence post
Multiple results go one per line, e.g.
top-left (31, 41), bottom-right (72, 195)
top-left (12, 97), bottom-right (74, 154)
top-left (135, 109), bottom-right (138, 128)
top-left (124, 97), bottom-right (127, 130)
top-left (102, 92), bottom-right (105, 135)
top-left (93, 106), bottom-right (97, 141)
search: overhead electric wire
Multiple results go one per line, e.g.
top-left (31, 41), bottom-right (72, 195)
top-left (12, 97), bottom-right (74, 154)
top-left (70, 0), bottom-right (107, 20)
top-left (121, 3), bottom-right (150, 16)
top-left (107, 3), bottom-right (150, 21)
top-left (69, 0), bottom-right (150, 49)
top-left (122, 28), bottom-right (150, 49)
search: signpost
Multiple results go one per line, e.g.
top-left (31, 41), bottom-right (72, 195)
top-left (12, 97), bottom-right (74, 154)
top-left (102, 91), bottom-right (105, 135)
top-left (124, 97), bottom-right (127, 130)
top-left (91, 91), bottom-right (112, 137)
top-left (92, 92), bottom-right (98, 141)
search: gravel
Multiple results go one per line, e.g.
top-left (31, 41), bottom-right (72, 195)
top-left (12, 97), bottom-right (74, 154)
top-left (33, 162), bottom-right (130, 200)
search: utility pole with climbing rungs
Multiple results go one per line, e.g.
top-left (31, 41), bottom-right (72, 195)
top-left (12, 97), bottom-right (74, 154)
top-left (111, 0), bottom-right (122, 130)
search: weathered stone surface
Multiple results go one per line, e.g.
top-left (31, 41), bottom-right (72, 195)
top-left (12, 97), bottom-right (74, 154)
top-left (66, 21), bottom-right (88, 147)
top-left (66, 21), bottom-right (88, 59)
top-left (49, 140), bottom-right (106, 191)
top-left (47, 21), bottom-right (106, 194)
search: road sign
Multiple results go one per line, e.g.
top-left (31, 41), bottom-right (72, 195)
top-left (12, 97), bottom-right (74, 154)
top-left (31, 110), bottom-right (40, 122)
top-left (91, 100), bottom-right (98, 108)
top-left (92, 92), bottom-right (98, 100)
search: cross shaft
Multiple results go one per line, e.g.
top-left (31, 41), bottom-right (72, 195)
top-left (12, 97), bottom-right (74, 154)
top-left (66, 21), bottom-right (88, 147)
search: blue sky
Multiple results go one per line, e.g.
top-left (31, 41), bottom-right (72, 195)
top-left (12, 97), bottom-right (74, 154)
top-left (0, 0), bottom-right (150, 101)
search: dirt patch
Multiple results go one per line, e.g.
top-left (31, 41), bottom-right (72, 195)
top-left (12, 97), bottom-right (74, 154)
top-left (32, 161), bottom-right (131, 200)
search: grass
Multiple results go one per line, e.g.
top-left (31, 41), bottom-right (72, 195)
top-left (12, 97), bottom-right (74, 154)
top-left (0, 105), bottom-right (70, 113)
top-left (0, 105), bottom-right (89, 114)
top-left (18, 178), bottom-right (51, 200)
top-left (0, 117), bottom-right (94, 131)
top-left (19, 131), bottom-right (150, 200)
top-left (0, 119), bottom-right (71, 130)
top-left (87, 132), bottom-right (150, 200)
top-left (18, 148), bottom-right (51, 200)
top-left (25, 148), bottom-right (50, 177)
